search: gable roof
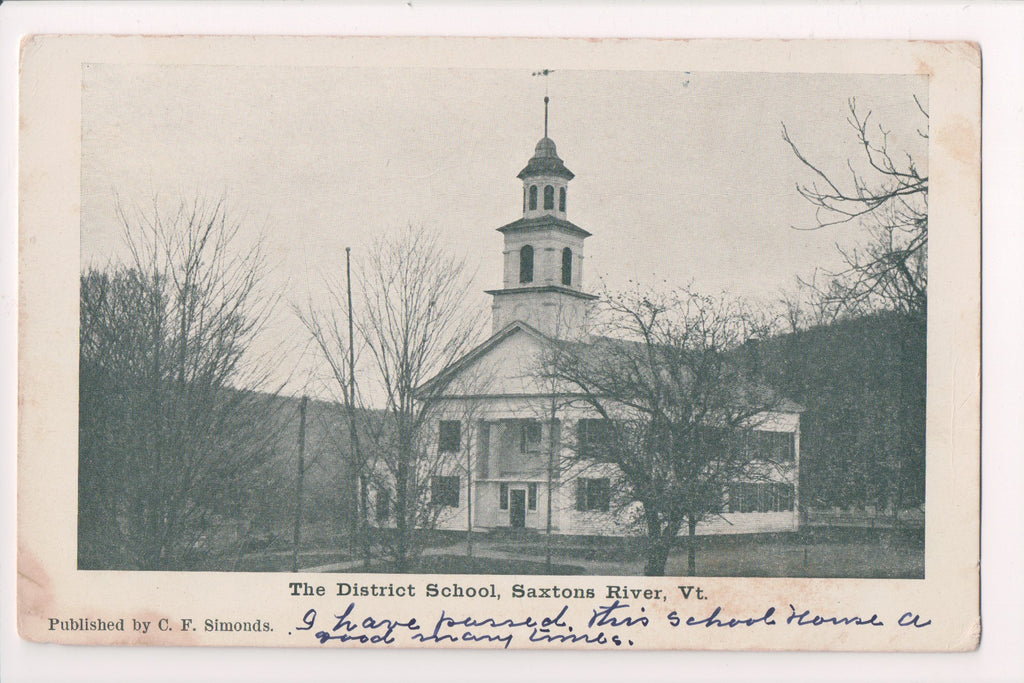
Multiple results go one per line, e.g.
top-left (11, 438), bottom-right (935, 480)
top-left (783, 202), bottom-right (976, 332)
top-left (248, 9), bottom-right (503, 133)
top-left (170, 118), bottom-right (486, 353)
top-left (573, 335), bottom-right (806, 414)
top-left (415, 320), bottom-right (553, 398)
top-left (417, 322), bottom-right (804, 414)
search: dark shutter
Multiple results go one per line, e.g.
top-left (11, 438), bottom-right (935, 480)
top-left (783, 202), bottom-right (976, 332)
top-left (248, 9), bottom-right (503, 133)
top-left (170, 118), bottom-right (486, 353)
top-left (781, 483), bottom-right (794, 511)
top-left (432, 476), bottom-right (459, 507)
top-left (439, 421), bottom-right (461, 453)
top-left (449, 476), bottom-right (460, 507)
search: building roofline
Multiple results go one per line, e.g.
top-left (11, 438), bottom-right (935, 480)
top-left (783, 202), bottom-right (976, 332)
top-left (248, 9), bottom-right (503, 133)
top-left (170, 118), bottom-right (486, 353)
top-left (496, 215), bottom-right (592, 239)
top-left (416, 320), bottom-right (553, 397)
top-left (419, 325), bottom-right (805, 417)
top-left (485, 285), bottom-right (599, 301)
top-left (517, 159), bottom-right (575, 181)
top-left (434, 392), bottom-right (804, 416)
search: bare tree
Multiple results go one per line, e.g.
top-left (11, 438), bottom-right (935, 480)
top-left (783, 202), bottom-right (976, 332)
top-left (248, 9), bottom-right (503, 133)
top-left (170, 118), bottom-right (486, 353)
top-left (295, 286), bottom-right (374, 568)
top-left (548, 285), bottom-right (786, 576)
top-left (357, 224), bottom-right (487, 571)
top-left (79, 194), bottom-right (282, 570)
top-left (782, 98), bottom-right (927, 537)
top-left (431, 367), bottom-right (496, 560)
top-left (291, 395), bottom-right (309, 572)
top-left (782, 96), bottom-right (928, 320)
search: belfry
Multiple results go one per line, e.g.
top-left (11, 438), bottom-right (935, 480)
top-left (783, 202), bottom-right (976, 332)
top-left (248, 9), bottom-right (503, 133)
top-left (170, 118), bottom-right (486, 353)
top-left (411, 89), bottom-right (801, 542)
top-left (486, 97), bottom-right (597, 339)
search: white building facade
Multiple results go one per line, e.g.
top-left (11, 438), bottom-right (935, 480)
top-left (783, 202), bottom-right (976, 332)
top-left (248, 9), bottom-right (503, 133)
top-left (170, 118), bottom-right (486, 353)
top-left (403, 110), bottom-right (801, 538)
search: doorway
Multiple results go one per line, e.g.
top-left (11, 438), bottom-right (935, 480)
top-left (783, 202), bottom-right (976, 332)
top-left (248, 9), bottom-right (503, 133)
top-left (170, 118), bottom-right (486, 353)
top-left (509, 488), bottom-right (526, 528)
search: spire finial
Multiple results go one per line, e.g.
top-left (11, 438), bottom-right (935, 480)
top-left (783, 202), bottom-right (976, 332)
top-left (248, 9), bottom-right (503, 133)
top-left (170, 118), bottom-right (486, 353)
top-left (532, 69), bottom-right (555, 138)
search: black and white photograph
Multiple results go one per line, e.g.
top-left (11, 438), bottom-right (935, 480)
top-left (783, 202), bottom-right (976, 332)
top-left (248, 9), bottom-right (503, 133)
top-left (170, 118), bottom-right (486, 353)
top-left (14, 34), bottom-right (982, 654)
top-left (77, 63), bottom-right (927, 579)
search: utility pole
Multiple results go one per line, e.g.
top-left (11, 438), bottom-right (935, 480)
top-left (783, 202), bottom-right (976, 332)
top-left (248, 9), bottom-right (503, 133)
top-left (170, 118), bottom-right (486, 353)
top-left (546, 391), bottom-right (556, 573)
top-left (291, 395), bottom-right (308, 573)
top-left (467, 421), bottom-right (473, 558)
top-left (345, 247), bottom-right (368, 569)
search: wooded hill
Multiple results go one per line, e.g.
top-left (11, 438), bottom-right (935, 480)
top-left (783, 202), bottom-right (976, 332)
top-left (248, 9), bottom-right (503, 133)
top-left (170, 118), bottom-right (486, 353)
top-left (750, 310), bottom-right (926, 514)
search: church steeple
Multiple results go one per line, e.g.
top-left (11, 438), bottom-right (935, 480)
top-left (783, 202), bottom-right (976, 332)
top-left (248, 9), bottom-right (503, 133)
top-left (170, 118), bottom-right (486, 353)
top-left (518, 97), bottom-right (573, 221)
top-left (486, 97), bottom-right (596, 339)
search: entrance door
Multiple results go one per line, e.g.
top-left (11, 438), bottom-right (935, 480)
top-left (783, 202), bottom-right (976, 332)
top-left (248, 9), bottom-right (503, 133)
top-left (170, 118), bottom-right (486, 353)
top-left (509, 489), bottom-right (526, 529)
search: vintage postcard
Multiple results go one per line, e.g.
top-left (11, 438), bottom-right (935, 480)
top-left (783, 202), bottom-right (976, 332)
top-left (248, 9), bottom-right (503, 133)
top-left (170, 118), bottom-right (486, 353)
top-left (18, 36), bottom-right (980, 650)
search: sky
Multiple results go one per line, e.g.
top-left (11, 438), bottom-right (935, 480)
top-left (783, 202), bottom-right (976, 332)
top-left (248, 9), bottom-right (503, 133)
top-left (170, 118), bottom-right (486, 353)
top-left (80, 65), bottom-right (927, 398)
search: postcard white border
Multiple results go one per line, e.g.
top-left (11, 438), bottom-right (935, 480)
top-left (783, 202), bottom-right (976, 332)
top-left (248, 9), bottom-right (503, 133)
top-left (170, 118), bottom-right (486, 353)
top-left (2, 3), bottom-right (1022, 682)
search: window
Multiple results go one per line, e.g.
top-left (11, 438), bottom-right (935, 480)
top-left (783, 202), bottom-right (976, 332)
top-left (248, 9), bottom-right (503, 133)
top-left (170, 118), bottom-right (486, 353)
top-left (528, 483), bottom-right (538, 510)
top-left (499, 483), bottom-right (509, 510)
top-left (709, 487), bottom-right (726, 515)
top-left (727, 482), bottom-right (794, 513)
top-left (375, 487), bottom-right (390, 522)
top-left (728, 483), bottom-right (750, 513)
top-left (431, 476), bottom-right (460, 507)
top-left (737, 430), bottom-right (795, 463)
top-left (523, 187), bottom-right (527, 213)
top-left (576, 478), bottom-right (610, 512)
top-left (577, 418), bottom-right (613, 461)
top-left (438, 420), bottom-right (461, 453)
top-left (544, 185), bottom-right (554, 210)
top-left (767, 431), bottom-right (796, 462)
top-left (695, 426), bottom-right (728, 459)
top-left (561, 247), bottom-right (573, 286)
top-left (519, 245), bottom-right (534, 283)
top-left (529, 185), bottom-right (538, 210)
top-left (520, 420), bottom-right (542, 452)
top-left (559, 187), bottom-right (566, 212)
top-left (696, 427), bottom-right (794, 463)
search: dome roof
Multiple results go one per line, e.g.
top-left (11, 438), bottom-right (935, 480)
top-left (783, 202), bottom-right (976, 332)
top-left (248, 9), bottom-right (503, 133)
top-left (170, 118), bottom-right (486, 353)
top-left (517, 137), bottom-right (574, 181)
top-left (534, 137), bottom-right (558, 157)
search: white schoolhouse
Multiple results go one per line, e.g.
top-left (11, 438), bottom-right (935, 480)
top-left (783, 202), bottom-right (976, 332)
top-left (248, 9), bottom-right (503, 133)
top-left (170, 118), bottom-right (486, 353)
top-left (392, 103), bottom-right (801, 538)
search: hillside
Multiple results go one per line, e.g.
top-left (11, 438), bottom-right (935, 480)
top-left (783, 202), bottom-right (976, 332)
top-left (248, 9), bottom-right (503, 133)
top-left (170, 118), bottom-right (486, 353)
top-left (750, 311), bottom-right (926, 513)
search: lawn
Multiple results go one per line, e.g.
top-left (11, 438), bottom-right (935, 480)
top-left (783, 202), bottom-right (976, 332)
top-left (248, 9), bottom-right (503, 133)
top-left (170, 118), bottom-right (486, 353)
top-left (663, 532), bottom-right (924, 578)
top-left (493, 528), bottom-right (924, 578)
top-left (203, 549), bottom-right (356, 572)
top-left (213, 525), bottom-right (924, 577)
top-left (405, 555), bottom-right (586, 575)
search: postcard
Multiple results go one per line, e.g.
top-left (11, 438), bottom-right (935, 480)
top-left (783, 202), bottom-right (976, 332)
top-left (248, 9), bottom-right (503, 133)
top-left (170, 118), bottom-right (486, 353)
top-left (17, 35), bottom-right (980, 650)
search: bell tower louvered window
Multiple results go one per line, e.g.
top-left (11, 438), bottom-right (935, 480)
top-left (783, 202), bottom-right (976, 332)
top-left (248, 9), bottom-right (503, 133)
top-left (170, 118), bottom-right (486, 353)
top-left (519, 245), bottom-right (534, 283)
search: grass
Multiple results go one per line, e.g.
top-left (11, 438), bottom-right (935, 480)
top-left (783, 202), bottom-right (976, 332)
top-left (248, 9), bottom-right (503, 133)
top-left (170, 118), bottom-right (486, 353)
top-left (663, 533), bottom-right (924, 579)
top-left (206, 549), bottom-right (355, 572)
top-left (492, 528), bottom-right (924, 578)
top-left (226, 552), bottom-right (585, 575)
top-left (216, 525), bottom-right (925, 578)
top-left (413, 555), bottom-right (586, 575)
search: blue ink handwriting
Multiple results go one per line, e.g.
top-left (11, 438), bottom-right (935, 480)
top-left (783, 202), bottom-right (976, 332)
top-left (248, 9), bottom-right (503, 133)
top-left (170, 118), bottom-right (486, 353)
top-left (669, 605), bottom-right (777, 628)
top-left (897, 612), bottom-right (932, 628)
top-left (787, 604), bottom-right (884, 627)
